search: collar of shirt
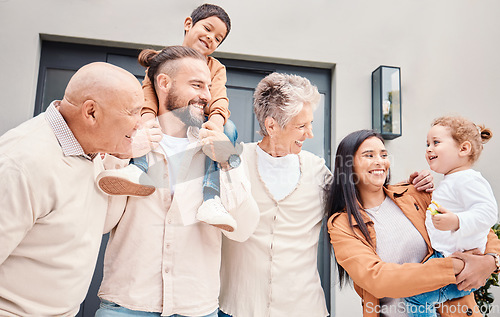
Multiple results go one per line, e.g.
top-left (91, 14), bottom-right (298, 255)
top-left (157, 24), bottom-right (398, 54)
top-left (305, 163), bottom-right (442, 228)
top-left (256, 143), bottom-right (300, 168)
top-left (152, 126), bottom-right (201, 157)
top-left (44, 101), bottom-right (96, 161)
top-left (187, 126), bottom-right (200, 143)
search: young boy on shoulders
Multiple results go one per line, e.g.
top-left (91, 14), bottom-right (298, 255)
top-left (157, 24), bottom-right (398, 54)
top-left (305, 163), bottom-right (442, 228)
top-left (97, 4), bottom-right (238, 232)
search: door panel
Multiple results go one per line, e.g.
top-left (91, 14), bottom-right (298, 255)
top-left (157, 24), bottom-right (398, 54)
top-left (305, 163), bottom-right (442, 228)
top-left (42, 68), bottom-right (76, 110)
top-left (226, 86), bottom-right (258, 142)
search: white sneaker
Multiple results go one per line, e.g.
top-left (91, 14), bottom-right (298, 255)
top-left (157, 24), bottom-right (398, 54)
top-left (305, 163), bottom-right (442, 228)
top-left (96, 164), bottom-right (156, 197)
top-left (196, 196), bottom-right (237, 232)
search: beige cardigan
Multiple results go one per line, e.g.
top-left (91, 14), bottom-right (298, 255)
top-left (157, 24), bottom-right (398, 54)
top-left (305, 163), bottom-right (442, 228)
top-left (220, 142), bottom-right (331, 317)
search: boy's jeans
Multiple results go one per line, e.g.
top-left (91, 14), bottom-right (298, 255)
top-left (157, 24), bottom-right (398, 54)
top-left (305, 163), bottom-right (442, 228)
top-left (202, 120), bottom-right (238, 201)
top-left (404, 251), bottom-right (473, 317)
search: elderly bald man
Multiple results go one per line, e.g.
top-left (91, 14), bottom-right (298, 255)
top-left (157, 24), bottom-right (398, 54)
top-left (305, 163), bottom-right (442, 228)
top-left (0, 62), bottom-right (147, 316)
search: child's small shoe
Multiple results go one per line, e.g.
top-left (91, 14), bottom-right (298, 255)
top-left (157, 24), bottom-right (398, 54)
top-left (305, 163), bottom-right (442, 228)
top-left (196, 196), bottom-right (237, 232)
top-left (96, 164), bottom-right (156, 197)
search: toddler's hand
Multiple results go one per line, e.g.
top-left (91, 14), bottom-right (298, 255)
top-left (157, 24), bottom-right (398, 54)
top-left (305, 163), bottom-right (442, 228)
top-left (130, 120), bottom-right (162, 157)
top-left (431, 206), bottom-right (459, 231)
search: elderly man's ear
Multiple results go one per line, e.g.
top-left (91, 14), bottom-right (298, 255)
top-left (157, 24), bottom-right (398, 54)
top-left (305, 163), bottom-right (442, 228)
top-left (82, 100), bottom-right (98, 123)
top-left (156, 73), bottom-right (171, 93)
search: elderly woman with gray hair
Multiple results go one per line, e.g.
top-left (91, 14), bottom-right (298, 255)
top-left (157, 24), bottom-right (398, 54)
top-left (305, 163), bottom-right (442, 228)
top-left (218, 72), bottom-right (330, 317)
top-left (218, 72), bottom-right (434, 317)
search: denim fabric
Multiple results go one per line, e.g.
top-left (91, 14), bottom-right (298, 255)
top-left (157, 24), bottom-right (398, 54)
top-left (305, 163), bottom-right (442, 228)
top-left (130, 155), bottom-right (149, 173)
top-left (405, 251), bottom-right (473, 317)
top-left (203, 119), bottom-right (238, 201)
top-left (95, 299), bottom-right (218, 317)
top-left (217, 311), bottom-right (232, 317)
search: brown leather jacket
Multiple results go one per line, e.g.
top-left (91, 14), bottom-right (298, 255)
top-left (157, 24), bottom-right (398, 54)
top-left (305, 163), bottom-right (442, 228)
top-left (328, 184), bottom-right (500, 316)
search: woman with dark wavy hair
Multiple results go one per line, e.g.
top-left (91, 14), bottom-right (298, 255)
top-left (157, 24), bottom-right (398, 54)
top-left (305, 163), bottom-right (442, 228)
top-left (325, 129), bottom-right (500, 317)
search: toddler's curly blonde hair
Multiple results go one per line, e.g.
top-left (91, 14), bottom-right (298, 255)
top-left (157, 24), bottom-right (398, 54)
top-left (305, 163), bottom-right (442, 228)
top-left (432, 116), bottom-right (493, 163)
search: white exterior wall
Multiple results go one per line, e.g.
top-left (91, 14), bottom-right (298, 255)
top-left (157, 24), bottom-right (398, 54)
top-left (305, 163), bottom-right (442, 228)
top-left (1, 1), bottom-right (499, 316)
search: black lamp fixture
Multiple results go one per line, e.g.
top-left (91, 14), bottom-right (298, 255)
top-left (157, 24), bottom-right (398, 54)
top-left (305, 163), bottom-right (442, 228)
top-left (372, 66), bottom-right (402, 140)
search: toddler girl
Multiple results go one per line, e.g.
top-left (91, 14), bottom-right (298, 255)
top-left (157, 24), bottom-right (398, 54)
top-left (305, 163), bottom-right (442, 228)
top-left (405, 116), bottom-right (498, 317)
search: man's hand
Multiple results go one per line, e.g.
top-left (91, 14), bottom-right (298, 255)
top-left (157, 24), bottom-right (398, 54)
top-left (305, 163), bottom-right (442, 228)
top-left (451, 257), bottom-right (465, 275)
top-left (432, 207), bottom-right (460, 231)
top-left (452, 252), bottom-right (496, 291)
top-left (408, 170), bottom-right (434, 192)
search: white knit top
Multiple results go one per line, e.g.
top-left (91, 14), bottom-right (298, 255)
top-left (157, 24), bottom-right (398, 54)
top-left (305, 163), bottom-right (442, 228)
top-left (365, 196), bottom-right (428, 317)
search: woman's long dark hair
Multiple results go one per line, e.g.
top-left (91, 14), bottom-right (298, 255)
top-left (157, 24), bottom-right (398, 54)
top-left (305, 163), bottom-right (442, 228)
top-left (324, 129), bottom-right (389, 287)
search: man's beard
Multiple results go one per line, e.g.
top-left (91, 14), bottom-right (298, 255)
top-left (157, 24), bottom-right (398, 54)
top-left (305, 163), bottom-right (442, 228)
top-left (165, 92), bottom-right (206, 128)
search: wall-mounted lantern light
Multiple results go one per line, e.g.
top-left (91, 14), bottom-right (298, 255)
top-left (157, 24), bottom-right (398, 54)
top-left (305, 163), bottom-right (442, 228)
top-left (372, 66), bottom-right (402, 140)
